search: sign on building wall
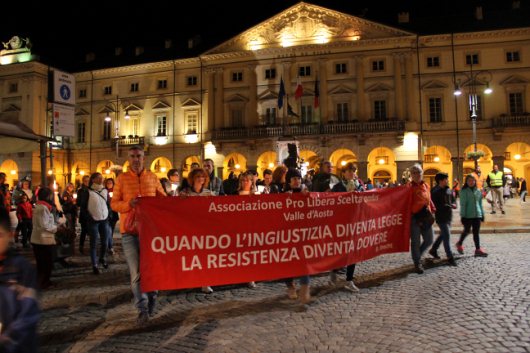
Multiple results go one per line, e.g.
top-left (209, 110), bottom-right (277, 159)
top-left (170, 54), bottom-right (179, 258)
top-left (53, 103), bottom-right (75, 137)
top-left (53, 70), bottom-right (76, 105)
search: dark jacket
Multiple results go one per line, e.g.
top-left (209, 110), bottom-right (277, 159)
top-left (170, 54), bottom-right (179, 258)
top-left (76, 185), bottom-right (89, 223)
top-left (0, 250), bottom-right (40, 353)
top-left (431, 185), bottom-right (455, 224)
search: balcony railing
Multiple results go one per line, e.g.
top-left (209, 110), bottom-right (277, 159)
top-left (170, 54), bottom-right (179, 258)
top-left (492, 114), bottom-right (530, 128)
top-left (212, 120), bottom-right (405, 140)
top-left (111, 136), bottom-right (145, 147)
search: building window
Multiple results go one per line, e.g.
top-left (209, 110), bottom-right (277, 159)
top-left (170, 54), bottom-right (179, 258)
top-left (130, 83), bottom-right (139, 92)
top-left (298, 66), bottom-right (311, 77)
top-left (506, 51), bottom-right (520, 62)
top-left (232, 72), bottom-right (243, 82)
top-left (265, 108), bottom-right (276, 125)
top-left (9, 82), bottom-right (18, 93)
top-left (429, 97), bottom-right (443, 123)
top-left (187, 76), bottom-right (197, 86)
top-left (337, 103), bottom-right (349, 122)
top-left (156, 115), bottom-right (167, 136)
top-left (131, 118), bottom-right (139, 136)
top-left (104, 86), bottom-right (112, 95)
top-left (509, 92), bottom-right (524, 114)
top-left (186, 112), bottom-right (198, 134)
top-left (158, 80), bottom-right (168, 89)
top-left (301, 105), bottom-right (313, 124)
top-left (335, 63), bottom-right (347, 74)
top-left (77, 122), bottom-right (86, 143)
top-left (371, 60), bottom-right (385, 72)
top-left (465, 54), bottom-right (479, 65)
top-left (231, 109), bottom-right (244, 127)
top-left (427, 56), bottom-right (440, 67)
top-left (265, 68), bottom-right (276, 79)
top-left (79, 89), bottom-right (87, 98)
top-left (103, 120), bottom-right (111, 140)
top-left (373, 100), bottom-right (387, 120)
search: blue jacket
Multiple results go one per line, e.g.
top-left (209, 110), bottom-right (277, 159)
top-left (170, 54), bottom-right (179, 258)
top-left (0, 250), bottom-right (40, 353)
top-left (459, 187), bottom-right (484, 219)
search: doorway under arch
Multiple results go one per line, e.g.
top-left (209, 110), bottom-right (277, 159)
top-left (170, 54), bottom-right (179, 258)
top-left (329, 148), bottom-right (357, 172)
top-left (256, 151), bottom-right (277, 178)
top-left (222, 153), bottom-right (247, 179)
top-left (423, 168), bottom-right (441, 189)
top-left (372, 170), bottom-right (392, 186)
top-left (150, 157), bottom-right (173, 179)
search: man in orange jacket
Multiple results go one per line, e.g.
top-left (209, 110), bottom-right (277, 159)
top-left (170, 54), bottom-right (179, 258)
top-left (111, 145), bottom-right (166, 325)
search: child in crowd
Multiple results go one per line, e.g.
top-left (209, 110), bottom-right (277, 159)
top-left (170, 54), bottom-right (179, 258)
top-left (16, 193), bottom-right (33, 248)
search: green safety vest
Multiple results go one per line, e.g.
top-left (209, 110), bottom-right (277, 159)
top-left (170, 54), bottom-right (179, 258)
top-left (488, 171), bottom-right (503, 187)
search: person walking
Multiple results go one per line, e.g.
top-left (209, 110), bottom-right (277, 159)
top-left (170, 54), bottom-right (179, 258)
top-left (429, 172), bottom-right (457, 266)
top-left (519, 178), bottom-right (527, 203)
top-left (77, 175), bottom-right (90, 254)
top-left (456, 174), bottom-right (488, 257)
top-left (486, 164), bottom-right (505, 214)
top-left (408, 164), bottom-right (435, 274)
top-left (111, 146), bottom-right (166, 325)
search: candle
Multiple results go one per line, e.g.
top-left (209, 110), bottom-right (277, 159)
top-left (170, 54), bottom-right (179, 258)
top-left (171, 184), bottom-right (178, 191)
top-left (73, 193), bottom-right (78, 199)
top-left (109, 191), bottom-right (114, 198)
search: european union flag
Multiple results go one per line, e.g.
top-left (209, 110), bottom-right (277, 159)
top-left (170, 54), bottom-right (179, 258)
top-left (278, 77), bottom-right (286, 109)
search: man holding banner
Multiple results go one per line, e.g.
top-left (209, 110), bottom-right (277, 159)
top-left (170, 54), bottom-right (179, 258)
top-left (111, 146), bottom-right (166, 325)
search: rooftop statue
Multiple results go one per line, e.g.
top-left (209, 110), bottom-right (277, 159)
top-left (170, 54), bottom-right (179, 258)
top-left (2, 36), bottom-right (31, 51)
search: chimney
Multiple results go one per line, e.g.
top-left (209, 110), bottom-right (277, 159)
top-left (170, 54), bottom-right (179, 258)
top-left (475, 6), bottom-right (483, 20)
top-left (512, 0), bottom-right (520, 9)
top-left (398, 11), bottom-right (409, 24)
top-left (135, 46), bottom-right (144, 56)
top-left (164, 39), bottom-right (172, 49)
top-left (115, 47), bottom-right (123, 56)
top-left (85, 52), bottom-right (95, 63)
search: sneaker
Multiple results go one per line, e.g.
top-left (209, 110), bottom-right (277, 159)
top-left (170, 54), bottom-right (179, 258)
top-left (287, 286), bottom-right (298, 300)
top-left (456, 242), bottom-right (464, 255)
top-left (247, 281), bottom-right (256, 289)
top-left (147, 296), bottom-right (156, 316)
top-left (429, 248), bottom-right (441, 259)
top-left (328, 271), bottom-right (338, 286)
top-left (299, 284), bottom-right (311, 304)
top-left (474, 248), bottom-right (488, 257)
top-left (92, 266), bottom-right (100, 275)
top-left (137, 311), bottom-right (149, 325)
top-left (99, 260), bottom-right (109, 269)
top-left (201, 286), bottom-right (213, 294)
top-left (108, 248), bottom-right (115, 255)
top-left (414, 263), bottom-right (424, 274)
top-left (447, 257), bottom-right (457, 266)
top-left (344, 281), bottom-right (360, 292)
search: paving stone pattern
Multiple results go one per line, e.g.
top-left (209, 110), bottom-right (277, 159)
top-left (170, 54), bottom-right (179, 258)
top-left (36, 230), bottom-right (530, 353)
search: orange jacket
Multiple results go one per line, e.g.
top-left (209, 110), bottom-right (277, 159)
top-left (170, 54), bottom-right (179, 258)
top-left (471, 172), bottom-right (484, 189)
top-left (408, 180), bottom-right (434, 214)
top-left (111, 169), bottom-right (166, 234)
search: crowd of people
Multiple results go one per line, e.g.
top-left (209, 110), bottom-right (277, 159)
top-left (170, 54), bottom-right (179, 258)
top-left (0, 151), bottom-right (527, 342)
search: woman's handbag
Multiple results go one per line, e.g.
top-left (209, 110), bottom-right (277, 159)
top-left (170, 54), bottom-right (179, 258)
top-left (123, 209), bottom-right (139, 235)
top-left (413, 206), bottom-right (435, 229)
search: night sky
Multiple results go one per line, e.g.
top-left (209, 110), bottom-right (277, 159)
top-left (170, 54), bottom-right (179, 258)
top-left (0, 0), bottom-right (526, 70)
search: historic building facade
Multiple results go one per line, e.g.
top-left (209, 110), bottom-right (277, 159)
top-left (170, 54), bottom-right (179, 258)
top-left (1, 3), bottom-right (530, 188)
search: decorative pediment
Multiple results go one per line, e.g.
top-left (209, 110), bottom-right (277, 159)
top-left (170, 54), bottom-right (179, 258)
top-left (422, 80), bottom-right (448, 90)
top-left (500, 75), bottom-right (529, 85)
top-left (258, 90), bottom-right (278, 101)
top-left (365, 82), bottom-right (392, 92)
top-left (182, 98), bottom-right (201, 107)
top-left (75, 108), bottom-right (90, 116)
top-left (205, 2), bottom-right (414, 54)
top-left (124, 103), bottom-right (143, 112)
top-left (99, 105), bottom-right (115, 114)
top-left (152, 100), bottom-right (171, 111)
top-left (2, 104), bottom-right (20, 112)
top-left (329, 84), bottom-right (354, 95)
top-left (227, 94), bottom-right (248, 103)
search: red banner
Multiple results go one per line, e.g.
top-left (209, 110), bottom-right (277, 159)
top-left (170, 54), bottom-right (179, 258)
top-left (138, 187), bottom-right (412, 292)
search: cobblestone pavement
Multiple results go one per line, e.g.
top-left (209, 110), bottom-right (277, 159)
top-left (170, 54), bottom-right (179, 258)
top-left (32, 223), bottom-right (529, 353)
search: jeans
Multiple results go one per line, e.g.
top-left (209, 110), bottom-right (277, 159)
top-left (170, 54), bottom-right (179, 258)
top-left (88, 220), bottom-right (110, 267)
top-left (19, 219), bottom-right (33, 246)
top-left (122, 234), bottom-right (157, 313)
top-left (410, 216), bottom-right (434, 265)
top-left (459, 218), bottom-right (481, 250)
top-left (432, 222), bottom-right (453, 258)
top-left (521, 190), bottom-right (527, 202)
top-left (332, 264), bottom-right (356, 281)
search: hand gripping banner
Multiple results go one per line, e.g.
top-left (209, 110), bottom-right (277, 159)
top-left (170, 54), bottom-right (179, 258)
top-left (138, 187), bottom-right (412, 292)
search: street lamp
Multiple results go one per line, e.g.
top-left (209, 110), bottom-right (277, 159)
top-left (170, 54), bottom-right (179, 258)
top-left (453, 61), bottom-right (493, 168)
top-left (104, 95), bottom-right (130, 158)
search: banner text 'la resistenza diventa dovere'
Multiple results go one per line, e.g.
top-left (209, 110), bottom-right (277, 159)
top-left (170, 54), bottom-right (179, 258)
top-left (137, 187), bottom-right (412, 292)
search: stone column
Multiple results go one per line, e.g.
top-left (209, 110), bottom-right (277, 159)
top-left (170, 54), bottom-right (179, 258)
top-left (492, 155), bottom-right (505, 172)
top-left (404, 52), bottom-right (414, 121)
top-left (318, 59), bottom-right (328, 124)
top-left (247, 64), bottom-right (258, 127)
top-left (215, 69), bottom-right (224, 128)
top-left (393, 53), bottom-right (404, 119)
top-left (451, 157), bottom-right (464, 182)
top-left (355, 56), bottom-right (366, 120)
top-left (206, 69), bottom-right (215, 132)
top-left (357, 161), bottom-right (368, 182)
top-left (396, 160), bottom-right (419, 184)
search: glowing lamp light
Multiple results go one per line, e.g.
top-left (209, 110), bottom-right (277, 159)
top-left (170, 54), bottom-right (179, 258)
top-left (434, 156), bottom-right (440, 162)
top-left (378, 158), bottom-right (386, 165)
top-left (453, 88), bottom-right (462, 96)
top-left (73, 193), bottom-right (77, 199)
top-left (80, 170), bottom-right (85, 176)
top-left (105, 169), bottom-right (111, 175)
top-left (268, 162), bottom-right (275, 169)
top-left (10, 170), bottom-right (16, 175)
top-left (124, 110), bottom-right (130, 120)
top-left (484, 83), bottom-right (492, 95)
top-left (514, 154), bottom-right (521, 160)
top-left (161, 167), bottom-right (167, 173)
top-left (235, 164), bottom-right (241, 170)
top-left (341, 161), bottom-right (347, 166)
top-left (204, 142), bottom-right (217, 157)
top-left (104, 115), bottom-right (111, 122)
top-left (47, 169), bottom-right (53, 175)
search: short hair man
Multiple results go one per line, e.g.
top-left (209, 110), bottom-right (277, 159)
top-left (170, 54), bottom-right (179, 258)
top-left (203, 159), bottom-right (224, 195)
